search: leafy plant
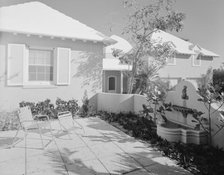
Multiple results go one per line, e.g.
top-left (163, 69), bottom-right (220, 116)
top-left (196, 83), bottom-right (224, 146)
top-left (19, 99), bottom-right (56, 119)
top-left (79, 90), bottom-right (96, 117)
top-left (81, 90), bottom-right (89, 116)
top-left (213, 66), bottom-right (224, 93)
top-left (142, 79), bottom-right (170, 122)
top-left (19, 98), bottom-right (79, 119)
top-left (0, 111), bottom-right (19, 131)
top-left (55, 98), bottom-right (79, 117)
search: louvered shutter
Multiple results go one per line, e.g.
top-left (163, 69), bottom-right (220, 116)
top-left (7, 44), bottom-right (26, 86)
top-left (54, 47), bottom-right (71, 85)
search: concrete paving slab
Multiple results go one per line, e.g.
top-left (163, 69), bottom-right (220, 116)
top-left (113, 139), bottom-right (160, 158)
top-left (0, 155), bottom-right (25, 175)
top-left (66, 159), bottom-right (109, 175)
top-left (0, 117), bottom-right (192, 175)
top-left (145, 162), bottom-right (192, 175)
top-left (0, 147), bottom-right (25, 163)
top-left (90, 142), bottom-right (125, 159)
top-left (15, 136), bottom-right (53, 150)
top-left (60, 146), bottom-right (97, 163)
top-left (0, 130), bottom-right (23, 149)
top-left (26, 153), bottom-right (65, 174)
top-left (84, 117), bottom-right (122, 132)
top-left (98, 154), bottom-right (142, 175)
top-left (81, 134), bottom-right (111, 146)
top-left (28, 168), bottom-right (68, 175)
top-left (125, 168), bottom-right (151, 175)
top-left (55, 135), bottom-right (86, 149)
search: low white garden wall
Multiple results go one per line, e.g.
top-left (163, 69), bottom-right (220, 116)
top-left (89, 92), bottom-right (147, 114)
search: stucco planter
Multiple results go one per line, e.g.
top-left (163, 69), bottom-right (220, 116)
top-left (157, 122), bottom-right (207, 145)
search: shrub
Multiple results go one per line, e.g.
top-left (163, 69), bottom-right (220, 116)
top-left (213, 67), bottom-right (224, 93)
top-left (19, 98), bottom-right (79, 119)
top-left (20, 99), bottom-right (57, 119)
top-left (55, 98), bottom-right (79, 117)
top-left (0, 111), bottom-right (19, 131)
top-left (98, 111), bottom-right (157, 140)
top-left (79, 90), bottom-right (91, 117)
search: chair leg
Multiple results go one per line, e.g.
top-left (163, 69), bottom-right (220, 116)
top-left (62, 123), bottom-right (73, 140)
top-left (36, 121), bottom-right (44, 149)
top-left (73, 119), bottom-right (85, 134)
top-left (24, 131), bottom-right (27, 175)
top-left (47, 120), bottom-right (55, 142)
top-left (58, 121), bottom-right (73, 140)
top-left (10, 128), bottom-right (20, 148)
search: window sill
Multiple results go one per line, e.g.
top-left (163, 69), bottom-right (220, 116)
top-left (166, 63), bottom-right (176, 66)
top-left (23, 85), bottom-right (57, 89)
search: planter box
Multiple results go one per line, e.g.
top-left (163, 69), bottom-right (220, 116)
top-left (157, 123), bottom-right (207, 144)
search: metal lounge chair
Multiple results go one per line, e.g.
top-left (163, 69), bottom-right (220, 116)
top-left (10, 106), bottom-right (54, 149)
top-left (57, 111), bottom-right (84, 139)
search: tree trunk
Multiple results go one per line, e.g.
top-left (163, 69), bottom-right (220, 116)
top-left (128, 57), bottom-right (137, 94)
top-left (208, 103), bottom-right (212, 146)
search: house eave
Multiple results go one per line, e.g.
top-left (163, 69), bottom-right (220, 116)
top-left (0, 29), bottom-right (116, 45)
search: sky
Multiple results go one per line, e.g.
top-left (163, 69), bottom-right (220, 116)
top-left (0, 0), bottom-right (223, 62)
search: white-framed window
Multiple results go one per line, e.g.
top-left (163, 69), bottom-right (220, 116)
top-left (108, 76), bottom-right (116, 92)
top-left (192, 54), bottom-right (201, 66)
top-left (166, 56), bottom-right (176, 65)
top-left (7, 44), bottom-right (71, 87)
top-left (28, 49), bottom-right (53, 82)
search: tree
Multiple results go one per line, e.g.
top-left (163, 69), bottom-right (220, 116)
top-left (117, 0), bottom-right (185, 94)
top-left (194, 69), bottom-right (224, 146)
top-left (213, 66), bottom-right (224, 93)
top-left (141, 79), bottom-right (170, 122)
top-left (196, 83), bottom-right (224, 146)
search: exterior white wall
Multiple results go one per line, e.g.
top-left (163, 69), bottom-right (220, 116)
top-left (0, 32), bottom-right (104, 111)
top-left (158, 54), bottom-right (215, 78)
top-left (157, 53), bottom-right (219, 88)
top-left (89, 92), bottom-right (147, 114)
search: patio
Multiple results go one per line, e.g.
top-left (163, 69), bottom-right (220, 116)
top-left (0, 117), bottom-right (192, 175)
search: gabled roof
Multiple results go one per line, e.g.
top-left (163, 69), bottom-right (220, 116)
top-left (105, 35), bottom-right (133, 54)
top-left (103, 59), bottom-right (132, 71)
top-left (0, 2), bottom-right (115, 45)
top-left (151, 30), bottom-right (219, 57)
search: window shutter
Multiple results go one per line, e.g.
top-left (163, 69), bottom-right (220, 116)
top-left (54, 47), bottom-right (71, 85)
top-left (7, 44), bottom-right (26, 86)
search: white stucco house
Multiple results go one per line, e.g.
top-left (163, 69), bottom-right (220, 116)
top-left (0, 2), bottom-right (115, 111)
top-left (102, 30), bottom-right (220, 93)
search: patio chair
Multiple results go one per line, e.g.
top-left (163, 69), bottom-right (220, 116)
top-left (57, 111), bottom-right (84, 139)
top-left (10, 106), bottom-right (54, 149)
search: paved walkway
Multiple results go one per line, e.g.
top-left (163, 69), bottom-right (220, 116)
top-left (0, 117), bottom-right (192, 175)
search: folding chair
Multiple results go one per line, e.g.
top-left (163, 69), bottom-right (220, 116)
top-left (57, 111), bottom-right (84, 139)
top-left (10, 106), bottom-right (54, 149)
